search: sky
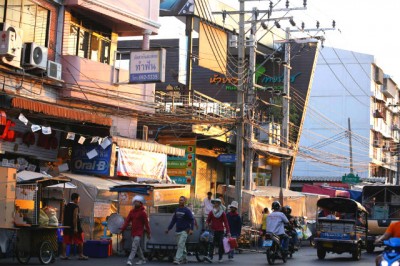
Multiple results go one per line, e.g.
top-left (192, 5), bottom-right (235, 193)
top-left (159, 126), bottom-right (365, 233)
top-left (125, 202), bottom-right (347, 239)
top-left (220, 0), bottom-right (400, 84)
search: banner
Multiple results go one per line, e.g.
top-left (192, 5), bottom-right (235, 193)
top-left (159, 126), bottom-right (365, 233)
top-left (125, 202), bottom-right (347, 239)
top-left (117, 148), bottom-right (167, 180)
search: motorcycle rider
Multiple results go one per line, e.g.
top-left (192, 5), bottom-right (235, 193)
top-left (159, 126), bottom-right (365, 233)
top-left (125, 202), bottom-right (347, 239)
top-left (266, 201), bottom-right (289, 254)
top-left (374, 220), bottom-right (400, 266)
top-left (283, 206), bottom-right (299, 250)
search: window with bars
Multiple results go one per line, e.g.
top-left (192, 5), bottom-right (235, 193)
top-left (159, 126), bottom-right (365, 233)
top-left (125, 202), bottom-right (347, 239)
top-left (67, 12), bottom-right (111, 64)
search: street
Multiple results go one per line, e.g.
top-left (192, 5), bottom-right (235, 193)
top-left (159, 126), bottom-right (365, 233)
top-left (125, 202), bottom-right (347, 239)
top-left (0, 245), bottom-right (382, 265)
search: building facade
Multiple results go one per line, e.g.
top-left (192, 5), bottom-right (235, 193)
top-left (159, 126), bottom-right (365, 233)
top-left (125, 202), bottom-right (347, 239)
top-left (293, 47), bottom-right (399, 183)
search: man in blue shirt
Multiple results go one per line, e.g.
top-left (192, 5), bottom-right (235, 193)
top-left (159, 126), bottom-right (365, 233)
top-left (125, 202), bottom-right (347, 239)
top-left (166, 196), bottom-right (194, 265)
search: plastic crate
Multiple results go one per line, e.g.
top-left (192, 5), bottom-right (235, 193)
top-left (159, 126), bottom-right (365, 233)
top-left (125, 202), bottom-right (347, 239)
top-left (83, 240), bottom-right (109, 258)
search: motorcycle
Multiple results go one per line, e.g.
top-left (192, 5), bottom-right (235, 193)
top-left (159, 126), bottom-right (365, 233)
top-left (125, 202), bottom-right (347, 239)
top-left (379, 238), bottom-right (400, 266)
top-left (263, 232), bottom-right (288, 265)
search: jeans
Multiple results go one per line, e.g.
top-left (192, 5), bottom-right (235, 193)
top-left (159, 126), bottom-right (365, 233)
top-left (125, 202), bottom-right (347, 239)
top-left (175, 231), bottom-right (188, 261)
top-left (128, 236), bottom-right (145, 263)
top-left (208, 231), bottom-right (224, 260)
top-left (279, 234), bottom-right (289, 251)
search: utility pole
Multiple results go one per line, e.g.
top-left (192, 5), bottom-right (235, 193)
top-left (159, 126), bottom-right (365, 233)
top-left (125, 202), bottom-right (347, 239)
top-left (244, 7), bottom-right (257, 191)
top-left (278, 27), bottom-right (291, 205)
top-left (235, 0), bottom-right (245, 214)
top-left (348, 117), bottom-right (354, 173)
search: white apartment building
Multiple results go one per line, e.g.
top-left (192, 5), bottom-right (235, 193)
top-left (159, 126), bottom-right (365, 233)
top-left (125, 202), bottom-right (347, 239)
top-left (293, 47), bottom-right (399, 183)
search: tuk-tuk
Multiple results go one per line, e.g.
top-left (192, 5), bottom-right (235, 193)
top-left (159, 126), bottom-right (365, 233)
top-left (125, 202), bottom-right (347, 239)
top-left (314, 197), bottom-right (368, 261)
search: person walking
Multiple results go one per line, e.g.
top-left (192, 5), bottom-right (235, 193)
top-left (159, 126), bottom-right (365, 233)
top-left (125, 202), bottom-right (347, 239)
top-left (60, 193), bottom-right (88, 260)
top-left (165, 196), bottom-right (195, 265)
top-left (201, 192), bottom-right (213, 216)
top-left (226, 201), bottom-right (241, 261)
top-left (120, 195), bottom-right (151, 265)
top-left (204, 198), bottom-right (231, 263)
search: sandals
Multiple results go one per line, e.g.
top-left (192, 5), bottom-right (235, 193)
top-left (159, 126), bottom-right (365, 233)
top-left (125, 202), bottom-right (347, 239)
top-left (78, 255), bottom-right (89, 260)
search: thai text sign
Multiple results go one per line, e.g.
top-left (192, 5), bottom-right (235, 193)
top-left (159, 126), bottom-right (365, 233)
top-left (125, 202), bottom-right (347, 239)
top-left (130, 49), bottom-right (166, 83)
top-left (117, 148), bottom-right (167, 180)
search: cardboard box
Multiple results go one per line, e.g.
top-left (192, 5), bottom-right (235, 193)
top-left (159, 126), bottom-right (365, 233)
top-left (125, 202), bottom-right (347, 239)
top-left (0, 167), bottom-right (16, 200)
top-left (0, 198), bottom-right (15, 228)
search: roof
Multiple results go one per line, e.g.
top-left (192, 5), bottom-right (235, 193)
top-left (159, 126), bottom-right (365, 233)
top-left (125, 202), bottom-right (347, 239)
top-left (61, 172), bottom-right (136, 191)
top-left (292, 176), bottom-right (387, 183)
top-left (317, 197), bottom-right (367, 213)
top-left (17, 171), bottom-right (75, 188)
top-left (113, 136), bottom-right (185, 157)
top-left (243, 186), bottom-right (305, 198)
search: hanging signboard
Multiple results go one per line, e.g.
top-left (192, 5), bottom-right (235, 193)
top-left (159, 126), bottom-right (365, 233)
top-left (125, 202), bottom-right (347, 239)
top-left (129, 49), bottom-right (166, 83)
top-left (71, 143), bottom-right (114, 176)
top-left (117, 148), bottom-right (167, 180)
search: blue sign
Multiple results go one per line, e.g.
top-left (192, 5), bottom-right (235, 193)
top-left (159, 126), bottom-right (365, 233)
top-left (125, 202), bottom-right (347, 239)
top-left (71, 143), bottom-right (112, 176)
top-left (217, 154), bottom-right (237, 163)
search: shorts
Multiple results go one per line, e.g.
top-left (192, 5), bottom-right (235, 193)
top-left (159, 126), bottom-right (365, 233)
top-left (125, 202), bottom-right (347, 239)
top-left (63, 232), bottom-right (84, 245)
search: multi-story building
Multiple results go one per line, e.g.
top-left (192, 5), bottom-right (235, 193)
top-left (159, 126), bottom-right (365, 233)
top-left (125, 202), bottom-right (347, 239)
top-left (293, 47), bottom-right (399, 184)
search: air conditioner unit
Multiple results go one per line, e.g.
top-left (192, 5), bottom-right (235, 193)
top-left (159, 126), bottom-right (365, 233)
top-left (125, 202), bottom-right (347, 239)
top-left (0, 26), bottom-right (23, 68)
top-left (46, 60), bottom-right (62, 80)
top-left (22, 42), bottom-right (48, 70)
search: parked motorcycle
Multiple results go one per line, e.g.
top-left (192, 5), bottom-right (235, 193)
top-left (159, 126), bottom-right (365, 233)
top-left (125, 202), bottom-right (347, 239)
top-left (263, 232), bottom-right (287, 265)
top-left (379, 238), bottom-right (400, 266)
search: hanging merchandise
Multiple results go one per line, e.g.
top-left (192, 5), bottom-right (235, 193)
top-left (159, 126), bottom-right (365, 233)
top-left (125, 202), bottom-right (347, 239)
top-left (18, 113), bottom-right (29, 125)
top-left (42, 126), bottom-right (52, 135)
top-left (31, 124), bottom-right (41, 132)
top-left (66, 132), bottom-right (76, 140)
top-left (22, 131), bottom-right (36, 147)
top-left (91, 136), bottom-right (99, 143)
top-left (78, 136), bottom-right (86, 144)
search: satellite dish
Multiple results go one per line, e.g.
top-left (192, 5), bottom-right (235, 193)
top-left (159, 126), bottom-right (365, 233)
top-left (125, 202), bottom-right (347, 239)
top-left (33, 46), bottom-right (43, 65)
top-left (107, 213), bottom-right (125, 234)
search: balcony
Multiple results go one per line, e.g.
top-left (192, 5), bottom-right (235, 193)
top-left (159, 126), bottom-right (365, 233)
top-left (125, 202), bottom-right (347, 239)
top-left (373, 109), bottom-right (385, 119)
top-left (155, 90), bottom-right (236, 119)
top-left (61, 55), bottom-right (155, 114)
top-left (382, 77), bottom-right (397, 98)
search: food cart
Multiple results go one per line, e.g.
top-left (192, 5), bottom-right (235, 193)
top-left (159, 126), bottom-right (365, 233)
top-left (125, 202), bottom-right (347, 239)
top-left (109, 183), bottom-right (206, 262)
top-left (0, 172), bottom-right (71, 265)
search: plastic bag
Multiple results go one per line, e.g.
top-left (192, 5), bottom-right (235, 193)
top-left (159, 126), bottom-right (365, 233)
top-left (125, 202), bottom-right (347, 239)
top-left (200, 230), bottom-right (213, 243)
top-left (303, 226), bottom-right (312, 239)
top-left (39, 209), bottom-right (49, 226)
top-left (44, 207), bottom-right (58, 226)
top-left (228, 237), bottom-right (238, 249)
top-left (223, 237), bottom-right (231, 253)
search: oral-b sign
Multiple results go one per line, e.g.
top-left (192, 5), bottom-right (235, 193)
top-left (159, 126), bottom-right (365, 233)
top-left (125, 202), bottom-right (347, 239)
top-left (129, 49), bottom-right (166, 83)
top-left (71, 144), bottom-right (112, 175)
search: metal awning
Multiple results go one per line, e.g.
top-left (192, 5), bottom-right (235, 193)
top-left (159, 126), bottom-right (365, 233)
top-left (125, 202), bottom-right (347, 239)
top-left (113, 136), bottom-right (185, 157)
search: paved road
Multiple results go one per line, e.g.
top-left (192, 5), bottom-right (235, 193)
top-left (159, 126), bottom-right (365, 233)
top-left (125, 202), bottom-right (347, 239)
top-left (0, 245), bottom-right (383, 265)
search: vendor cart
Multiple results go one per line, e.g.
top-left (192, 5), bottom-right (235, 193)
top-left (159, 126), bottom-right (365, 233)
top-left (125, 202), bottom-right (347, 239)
top-left (110, 184), bottom-right (207, 262)
top-left (0, 173), bottom-right (72, 265)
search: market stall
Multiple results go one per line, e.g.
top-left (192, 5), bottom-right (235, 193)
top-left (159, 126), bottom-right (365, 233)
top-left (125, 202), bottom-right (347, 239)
top-left (0, 168), bottom-right (71, 265)
top-left (109, 184), bottom-right (206, 261)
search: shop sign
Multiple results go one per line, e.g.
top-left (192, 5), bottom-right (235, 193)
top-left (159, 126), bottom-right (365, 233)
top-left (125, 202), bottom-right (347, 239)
top-left (117, 148), bottom-right (167, 180)
top-left (217, 154), bottom-right (236, 163)
top-left (129, 49), bottom-right (166, 83)
top-left (71, 143), bottom-right (113, 176)
top-left (342, 173), bottom-right (360, 184)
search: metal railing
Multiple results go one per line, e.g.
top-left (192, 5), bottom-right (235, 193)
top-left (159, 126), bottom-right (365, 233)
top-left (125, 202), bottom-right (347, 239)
top-left (155, 90), bottom-right (237, 119)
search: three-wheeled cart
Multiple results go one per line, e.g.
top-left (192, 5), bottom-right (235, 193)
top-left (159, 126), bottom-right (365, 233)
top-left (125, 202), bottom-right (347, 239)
top-left (110, 184), bottom-right (208, 262)
top-left (0, 174), bottom-right (72, 264)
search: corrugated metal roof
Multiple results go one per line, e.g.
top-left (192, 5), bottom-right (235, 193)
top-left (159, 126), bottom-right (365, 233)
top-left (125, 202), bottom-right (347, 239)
top-left (292, 176), bottom-right (387, 183)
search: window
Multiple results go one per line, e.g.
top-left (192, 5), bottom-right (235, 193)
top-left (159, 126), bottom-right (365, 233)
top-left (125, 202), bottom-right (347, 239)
top-left (67, 12), bottom-right (111, 64)
top-left (0, 0), bottom-right (49, 47)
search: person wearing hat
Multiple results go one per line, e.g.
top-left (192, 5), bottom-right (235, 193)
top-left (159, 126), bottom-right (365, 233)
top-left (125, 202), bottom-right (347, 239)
top-left (120, 195), bottom-right (151, 265)
top-left (226, 201), bottom-right (241, 261)
top-left (201, 192), bottom-right (214, 216)
top-left (204, 198), bottom-right (231, 263)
